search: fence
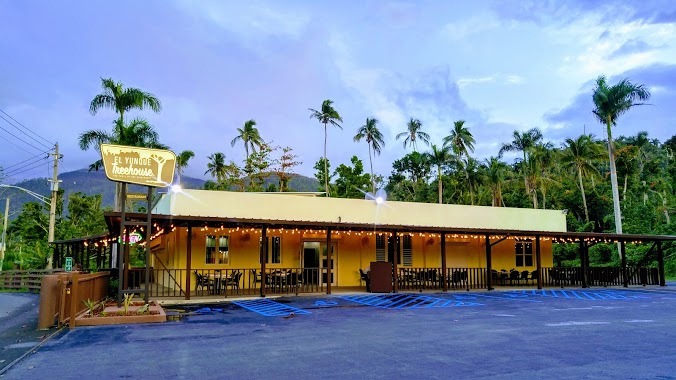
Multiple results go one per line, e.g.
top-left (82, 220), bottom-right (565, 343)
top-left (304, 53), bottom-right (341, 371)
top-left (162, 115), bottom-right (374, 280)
top-left (0, 269), bottom-right (65, 291)
top-left (37, 271), bottom-right (110, 329)
top-left (397, 267), bottom-right (489, 291)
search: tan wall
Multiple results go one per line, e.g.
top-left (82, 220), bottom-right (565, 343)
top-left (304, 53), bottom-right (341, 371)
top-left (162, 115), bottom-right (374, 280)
top-left (154, 230), bottom-right (554, 288)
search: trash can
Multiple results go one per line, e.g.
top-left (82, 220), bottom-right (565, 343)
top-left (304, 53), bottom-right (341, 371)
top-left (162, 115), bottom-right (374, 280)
top-left (369, 261), bottom-right (393, 293)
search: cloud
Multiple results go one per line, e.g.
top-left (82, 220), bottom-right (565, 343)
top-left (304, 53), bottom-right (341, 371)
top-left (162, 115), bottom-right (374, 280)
top-left (457, 74), bottom-right (523, 88)
top-left (608, 38), bottom-right (658, 59)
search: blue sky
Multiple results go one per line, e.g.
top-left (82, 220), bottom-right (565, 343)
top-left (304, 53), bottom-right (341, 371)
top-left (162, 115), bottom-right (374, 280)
top-left (1, 0), bottom-right (675, 183)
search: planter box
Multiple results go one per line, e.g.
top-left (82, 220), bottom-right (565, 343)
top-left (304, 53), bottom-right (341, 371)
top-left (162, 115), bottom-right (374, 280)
top-left (75, 303), bottom-right (166, 327)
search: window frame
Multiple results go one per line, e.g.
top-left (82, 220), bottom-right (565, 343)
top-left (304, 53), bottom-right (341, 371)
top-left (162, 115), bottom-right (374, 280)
top-left (260, 235), bottom-right (282, 265)
top-left (515, 240), bottom-right (534, 267)
top-left (205, 234), bottom-right (230, 265)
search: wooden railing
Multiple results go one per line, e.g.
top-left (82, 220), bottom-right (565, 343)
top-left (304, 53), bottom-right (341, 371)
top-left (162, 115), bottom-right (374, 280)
top-left (0, 269), bottom-right (65, 291)
top-left (397, 267), bottom-right (488, 291)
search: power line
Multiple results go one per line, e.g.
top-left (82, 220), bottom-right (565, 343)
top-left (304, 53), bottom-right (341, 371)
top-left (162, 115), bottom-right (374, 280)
top-left (0, 114), bottom-right (51, 153)
top-left (0, 108), bottom-right (54, 148)
top-left (3, 153), bottom-right (49, 170)
top-left (0, 134), bottom-right (35, 155)
top-left (4, 159), bottom-right (49, 177)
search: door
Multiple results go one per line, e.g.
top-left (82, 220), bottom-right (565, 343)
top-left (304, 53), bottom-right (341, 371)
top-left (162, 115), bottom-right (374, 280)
top-left (321, 242), bottom-right (337, 286)
top-left (303, 242), bottom-right (320, 285)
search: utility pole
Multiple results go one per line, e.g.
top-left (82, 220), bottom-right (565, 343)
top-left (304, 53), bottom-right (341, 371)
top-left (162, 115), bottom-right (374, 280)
top-left (0, 197), bottom-right (9, 272)
top-left (47, 143), bottom-right (61, 269)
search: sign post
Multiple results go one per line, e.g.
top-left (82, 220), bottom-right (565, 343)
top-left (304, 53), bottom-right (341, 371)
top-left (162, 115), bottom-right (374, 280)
top-left (65, 257), bottom-right (73, 272)
top-left (99, 144), bottom-right (176, 305)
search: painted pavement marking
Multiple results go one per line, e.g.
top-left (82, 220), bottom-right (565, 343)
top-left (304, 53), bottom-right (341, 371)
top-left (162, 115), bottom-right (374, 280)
top-left (546, 321), bottom-right (610, 326)
top-left (232, 299), bottom-right (311, 317)
top-left (510, 289), bottom-right (652, 301)
top-left (465, 293), bottom-right (543, 302)
top-left (625, 320), bottom-right (654, 323)
top-left (339, 294), bottom-right (483, 309)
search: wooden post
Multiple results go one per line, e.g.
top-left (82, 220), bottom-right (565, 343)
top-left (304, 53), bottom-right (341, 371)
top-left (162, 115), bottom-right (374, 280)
top-left (392, 233), bottom-right (399, 293)
top-left (485, 235), bottom-right (492, 291)
top-left (185, 225), bottom-right (192, 300)
top-left (441, 232), bottom-right (447, 292)
top-left (117, 183), bottom-right (126, 307)
top-left (144, 186), bottom-right (152, 303)
top-left (620, 241), bottom-right (628, 288)
top-left (69, 271), bottom-right (80, 329)
top-left (657, 241), bottom-right (665, 287)
top-left (536, 235), bottom-right (542, 290)
top-left (326, 227), bottom-right (332, 295)
top-left (579, 240), bottom-right (587, 288)
top-left (260, 226), bottom-right (267, 297)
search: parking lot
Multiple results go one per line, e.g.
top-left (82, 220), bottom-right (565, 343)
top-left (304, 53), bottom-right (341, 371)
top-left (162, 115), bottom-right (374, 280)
top-left (4, 286), bottom-right (676, 379)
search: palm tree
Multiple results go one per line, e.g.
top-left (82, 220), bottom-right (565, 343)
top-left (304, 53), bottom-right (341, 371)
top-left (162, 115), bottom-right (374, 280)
top-left (396, 118), bottom-right (430, 152)
top-left (443, 120), bottom-right (475, 159)
top-left (499, 128), bottom-right (543, 202)
top-left (309, 100), bottom-right (343, 196)
top-left (230, 119), bottom-right (264, 161)
top-left (354, 118), bottom-right (385, 194)
top-left (592, 75), bottom-right (650, 237)
top-left (561, 135), bottom-right (604, 222)
top-left (78, 117), bottom-right (166, 211)
top-left (426, 145), bottom-right (454, 204)
top-left (175, 150), bottom-right (195, 177)
top-left (205, 153), bottom-right (227, 183)
top-left (89, 78), bottom-right (162, 126)
top-left (485, 157), bottom-right (508, 207)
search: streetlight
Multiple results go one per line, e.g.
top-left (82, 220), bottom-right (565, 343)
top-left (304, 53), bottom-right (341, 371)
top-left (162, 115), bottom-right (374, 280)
top-left (0, 184), bottom-right (52, 272)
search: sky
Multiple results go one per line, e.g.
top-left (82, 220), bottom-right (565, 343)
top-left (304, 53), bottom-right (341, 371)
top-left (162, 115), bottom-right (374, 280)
top-left (1, 0), bottom-right (675, 184)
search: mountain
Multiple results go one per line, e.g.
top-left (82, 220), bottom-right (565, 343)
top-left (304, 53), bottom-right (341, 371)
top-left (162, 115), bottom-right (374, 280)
top-left (0, 169), bottom-right (319, 219)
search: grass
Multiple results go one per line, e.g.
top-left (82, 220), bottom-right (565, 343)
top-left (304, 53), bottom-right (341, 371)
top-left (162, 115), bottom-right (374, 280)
top-left (0, 288), bottom-right (29, 293)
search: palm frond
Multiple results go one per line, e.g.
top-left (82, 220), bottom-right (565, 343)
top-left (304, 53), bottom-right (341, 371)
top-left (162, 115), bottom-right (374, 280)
top-left (78, 130), bottom-right (112, 150)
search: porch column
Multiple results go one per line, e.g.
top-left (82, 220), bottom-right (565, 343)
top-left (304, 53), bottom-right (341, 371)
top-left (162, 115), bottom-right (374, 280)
top-left (326, 227), bottom-right (332, 295)
top-left (144, 186), bottom-right (152, 303)
top-left (260, 226), bottom-right (267, 297)
top-left (392, 233), bottom-right (399, 293)
top-left (441, 233), bottom-right (447, 292)
top-left (117, 184), bottom-right (127, 306)
top-left (185, 225), bottom-right (192, 300)
top-left (657, 241), bottom-right (665, 287)
top-left (579, 240), bottom-right (587, 288)
top-left (620, 241), bottom-right (628, 288)
top-left (485, 234), bottom-right (492, 291)
top-left (536, 235), bottom-right (542, 290)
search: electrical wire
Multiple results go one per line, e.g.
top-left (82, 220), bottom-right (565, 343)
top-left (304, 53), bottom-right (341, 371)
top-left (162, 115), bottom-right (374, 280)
top-left (0, 134), bottom-right (35, 155)
top-left (4, 159), bottom-right (49, 177)
top-left (0, 107), bottom-right (54, 148)
top-left (3, 153), bottom-right (48, 170)
top-left (0, 114), bottom-right (50, 153)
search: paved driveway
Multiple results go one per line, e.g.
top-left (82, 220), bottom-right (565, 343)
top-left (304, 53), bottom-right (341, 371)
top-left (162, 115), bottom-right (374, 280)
top-left (4, 287), bottom-right (676, 379)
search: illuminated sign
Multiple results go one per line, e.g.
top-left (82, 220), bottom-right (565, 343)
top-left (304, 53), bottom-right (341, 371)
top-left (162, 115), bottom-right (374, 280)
top-left (100, 144), bottom-right (176, 187)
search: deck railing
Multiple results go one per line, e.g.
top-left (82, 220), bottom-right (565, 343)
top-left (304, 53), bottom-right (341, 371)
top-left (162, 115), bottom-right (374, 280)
top-left (0, 269), bottom-right (65, 291)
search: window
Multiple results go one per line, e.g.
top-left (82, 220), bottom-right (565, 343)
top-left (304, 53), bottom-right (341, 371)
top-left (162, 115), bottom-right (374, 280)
top-left (515, 241), bottom-right (533, 267)
top-left (206, 235), bottom-right (229, 264)
top-left (260, 236), bottom-right (282, 264)
top-left (402, 235), bottom-right (412, 266)
top-left (376, 234), bottom-right (386, 262)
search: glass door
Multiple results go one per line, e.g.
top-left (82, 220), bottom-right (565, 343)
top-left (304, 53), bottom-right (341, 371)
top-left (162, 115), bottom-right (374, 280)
top-left (321, 242), bottom-right (337, 286)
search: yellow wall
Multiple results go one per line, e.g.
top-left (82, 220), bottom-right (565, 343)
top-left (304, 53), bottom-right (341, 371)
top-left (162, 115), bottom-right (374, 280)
top-left (155, 229), bottom-right (554, 288)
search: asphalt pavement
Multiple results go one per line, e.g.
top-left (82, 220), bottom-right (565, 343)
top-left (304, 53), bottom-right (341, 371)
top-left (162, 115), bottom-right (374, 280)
top-left (3, 286), bottom-right (676, 379)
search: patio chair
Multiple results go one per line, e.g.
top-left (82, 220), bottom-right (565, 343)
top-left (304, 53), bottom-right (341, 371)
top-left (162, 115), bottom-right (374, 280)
top-left (250, 269), bottom-right (261, 287)
top-left (194, 271), bottom-right (211, 295)
top-left (222, 271), bottom-right (242, 294)
top-left (530, 270), bottom-right (538, 285)
top-left (520, 270), bottom-right (530, 285)
top-left (509, 270), bottom-right (520, 286)
top-left (359, 269), bottom-right (371, 292)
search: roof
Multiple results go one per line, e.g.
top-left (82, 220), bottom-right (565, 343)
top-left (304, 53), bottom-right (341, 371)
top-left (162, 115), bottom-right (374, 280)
top-left (153, 189), bottom-right (567, 233)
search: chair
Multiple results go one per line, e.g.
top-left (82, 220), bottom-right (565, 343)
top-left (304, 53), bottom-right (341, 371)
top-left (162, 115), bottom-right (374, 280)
top-left (359, 269), bottom-right (371, 292)
top-left (250, 269), bottom-right (261, 287)
top-left (530, 270), bottom-right (538, 285)
top-left (520, 270), bottom-right (530, 285)
top-left (222, 271), bottom-right (242, 294)
top-left (509, 270), bottom-right (520, 286)
top-left (194, 271), bottom-right (211, 295)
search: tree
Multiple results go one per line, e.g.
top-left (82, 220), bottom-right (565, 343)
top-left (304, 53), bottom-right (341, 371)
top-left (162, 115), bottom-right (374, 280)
top-left (561, 135), bottom-right (604, 222)
top-left (499, 128), bottom-right (543, 205)
top-left (592, 75), bottom-right (651, 238)
top-left (245, 143), bottom-right (275, 192)
top-left (309, 100), bottom-right (343, 196)
top-left (396, 118), bottom-right (430, 152)
top-left (273, 147), bottom-right (302, 192)
top-left (426, 145), bottom-right (454, 204)
top-left (333, 156), bottom-right (371, 199)
top-left (443, 120), bottom-right (475, 159)
top-left (485, 157), bottom-right (509, 207)
top-left (230, 119), bottom-right (264, 162)
top-left (175, 150), bottom-right (195, 177)
top-left (79, 117), bottom-right (166, 211)
top-left (89, 78), bottom-right (162, 126)
top-left (313, 158), bottom-right (333, 193)
top-left (205, 152), bottom-right (227, 183)
top-left (354, 118), bottom-right (385, 194)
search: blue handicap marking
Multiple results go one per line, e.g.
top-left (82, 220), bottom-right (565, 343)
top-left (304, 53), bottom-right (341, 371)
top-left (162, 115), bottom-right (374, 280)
top-left (314, 300), bottom-right (338, 307)
top-left (513, 289), bottom-right (653, 301)
top-left (339, 294), bottom-right (483, 309)
top-left (233, 299), bottom-right (311, 317)
top-left (451, 295), bottom-right (478, 300)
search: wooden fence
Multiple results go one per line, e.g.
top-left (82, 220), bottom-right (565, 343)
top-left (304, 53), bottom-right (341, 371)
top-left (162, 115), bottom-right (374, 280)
top-left (0, 269), bottom-right (65, 291)
top-left (37, 271), bottom-right (110, 329)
